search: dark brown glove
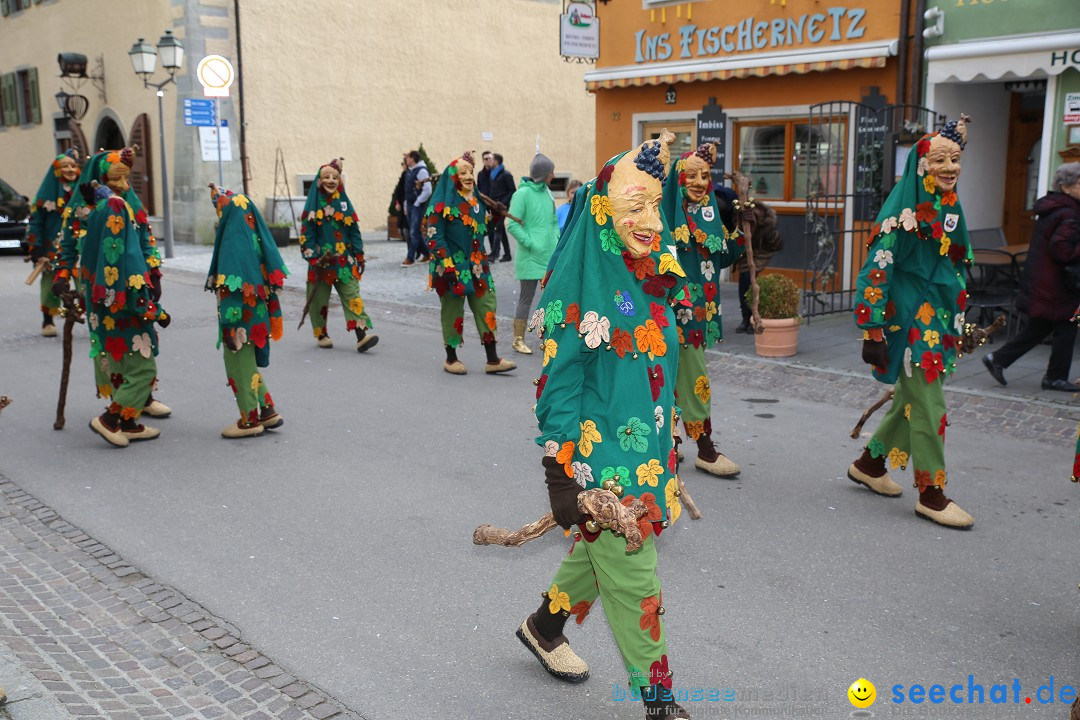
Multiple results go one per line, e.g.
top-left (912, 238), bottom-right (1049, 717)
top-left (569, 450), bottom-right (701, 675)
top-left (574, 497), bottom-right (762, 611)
top-left (543, 456), bottom-right (586, 530)
top-left (148, 268), bottom-right (163, 302)
top-left (862, 339), bottom-right (887, 369)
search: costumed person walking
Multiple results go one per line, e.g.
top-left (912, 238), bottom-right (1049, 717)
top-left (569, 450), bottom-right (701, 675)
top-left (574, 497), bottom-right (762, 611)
top-left (982, 162), bottom-right (1080, 392)
top-left (505, 152), bottom-right (559, 355)
top-left (662, 142), bottom-right (745, 478)
top-left (425, 151), bottom-right (516, 375)
top-left (848, 115), bottom-right (975, 529)
top-left (25, 149), bottom-right (80, 337)
top-left (207, 184), bottom-right (289, 438)
top-left (298, 158), bottom-right (378, 352)
top-left (53, 148), bottom-right (170, 447)
top-left (516, 131), bottom-right (690, 719)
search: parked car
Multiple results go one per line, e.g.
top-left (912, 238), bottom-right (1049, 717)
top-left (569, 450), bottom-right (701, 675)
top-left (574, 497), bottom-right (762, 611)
top-left (0, 176), bottom-right (30, 253)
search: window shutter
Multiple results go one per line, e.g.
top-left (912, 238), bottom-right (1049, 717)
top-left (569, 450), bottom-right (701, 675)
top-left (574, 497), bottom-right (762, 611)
top-left (0, 74), bottom-right (16, 127)
top-left (27, 67), bottom-right (40, 124)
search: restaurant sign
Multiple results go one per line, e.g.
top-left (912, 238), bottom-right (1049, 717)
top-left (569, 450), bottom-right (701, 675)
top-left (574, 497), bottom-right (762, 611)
top-left (561, 1), bottom-right (600, 60)
top-left (634, 5), bottom-right (870, 63)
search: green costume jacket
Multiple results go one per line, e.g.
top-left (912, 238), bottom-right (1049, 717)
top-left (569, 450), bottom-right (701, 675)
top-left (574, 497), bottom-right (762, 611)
top-left (299, 180), bottom-right (364, 286)
top-left (425, 161), bottom-right (493, 298)
top-left (506, 177), bottom-right (559, 281)
top-left (207, 190), bottom-right (289, 368)
top-left (853, 136), bottom-right (972, 385)
top-left (534, 148), bottom-right (690, 534)
top-left (661, 157), bottom-right (745, 349)
top-left (26, 156), bottom-right (74, 260)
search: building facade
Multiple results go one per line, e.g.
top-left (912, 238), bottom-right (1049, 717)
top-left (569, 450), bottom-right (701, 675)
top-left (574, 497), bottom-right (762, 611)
top-left (0, 0), bottom-right (596, 246)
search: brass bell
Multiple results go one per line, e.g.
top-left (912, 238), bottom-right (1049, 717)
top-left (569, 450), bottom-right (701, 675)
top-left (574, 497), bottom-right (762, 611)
top-left (601, 479), bottom-right (617, 491)
top-left (585, 520), bottom-right (600, 533)
top-left (610, 484), bottom-right (624, 497)
top-left (541, 590), bottom-right (549, 598)
top-left (657, 606), bottom-right (665, 615)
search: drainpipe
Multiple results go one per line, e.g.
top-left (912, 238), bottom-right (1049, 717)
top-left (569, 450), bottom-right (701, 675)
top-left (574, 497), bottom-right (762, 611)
top-left (234, 0), bottom-right (249, 194)
top-left (897, 0), bottom-right (910, 107)
top-left (910, 0), bottom-right (927, 108)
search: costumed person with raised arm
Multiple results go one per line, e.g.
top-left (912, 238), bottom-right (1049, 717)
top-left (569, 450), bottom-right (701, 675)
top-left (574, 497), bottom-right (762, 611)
top-left (425, 151), bottom-right (515, 375)
top-left (848, 115), bottom-right (975, 529)
top-left (662, 142), bottom-right (745, 478)
top-left (505, 151), bottom-right (559, 355)
top-left (53, 148), bottom-right (170, 447)
top-left (299, 158), bottom-right (378, 352)
top-left (207, 184), bottom-right (289, 438)
top-left (516, 131), bottom-right (691, 719)
top-left (25, 149), bottom-right (80, 337)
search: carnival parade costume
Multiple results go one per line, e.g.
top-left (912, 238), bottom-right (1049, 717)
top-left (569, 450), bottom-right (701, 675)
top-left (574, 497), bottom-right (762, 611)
top-left (425, 152), bottom-right (515, 375)
top-left (299, 159), bottom-right (378, 353)
top-left (25, 150), bottom-right (80, 337)
top-left (661, 143), bottom-right (745, 478)
top-left (53, 149), bottom-right (169, 447)
top-left (517, 132), bottom-right (691, 719)
top-left (207, 185), bottom-right (289, 438)
top-left (849, 116), bottom-right (975, 528)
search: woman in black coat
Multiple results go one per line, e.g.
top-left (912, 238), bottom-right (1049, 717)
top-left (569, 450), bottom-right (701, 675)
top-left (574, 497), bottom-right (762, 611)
top-left (984, 162), bottom-right (1080, 391)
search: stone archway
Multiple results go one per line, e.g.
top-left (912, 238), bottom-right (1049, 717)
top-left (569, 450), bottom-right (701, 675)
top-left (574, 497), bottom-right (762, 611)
top-left (93, 114), bottom-right (125, 152)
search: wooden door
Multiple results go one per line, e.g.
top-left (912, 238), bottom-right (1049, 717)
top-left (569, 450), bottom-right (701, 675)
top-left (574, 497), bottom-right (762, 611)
top-left (129, 113), bottom-right (154, 215)
top-left (65, 119), bottom-right (89, 160)
top-left (1002, 91), bottom-right (1043, 246)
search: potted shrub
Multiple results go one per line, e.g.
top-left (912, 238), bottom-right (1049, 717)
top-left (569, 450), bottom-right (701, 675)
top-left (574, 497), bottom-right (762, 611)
top-left (267, 221), bottom-right (293, 247)
top-left (746, 273), bottom-right (801, 357)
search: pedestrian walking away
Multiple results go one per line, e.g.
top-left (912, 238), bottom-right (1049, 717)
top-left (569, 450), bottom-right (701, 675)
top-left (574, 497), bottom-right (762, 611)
top-left (425, 151), bottom-right (515, 376)
top-left (983, 161), bottom-right (1080, 392)
top-left (849, 115), bottom-right (975, 529)
top-left (53, 148), bottom-right (170, 448)
top-left (207, 184), bottom-right (290, 439)
top-left (24, 149), bottom-right (80, 338)
top-left (505, 151), bottom-right (559, 355)
top-left (298, 158), bottom-right (379, 353)
top-left (403, 149), bottom-right (432, 266)
top-left (661, 142), bottom-right (745, 478)
top-left (486, 152), bottom-right (516, 262)
top-left (515, 130), bottom-right (690, 719)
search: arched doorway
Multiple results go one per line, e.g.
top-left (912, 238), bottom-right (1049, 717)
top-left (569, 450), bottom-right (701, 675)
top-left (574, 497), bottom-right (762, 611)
top-left (93, 114), bottom-right (124, 152)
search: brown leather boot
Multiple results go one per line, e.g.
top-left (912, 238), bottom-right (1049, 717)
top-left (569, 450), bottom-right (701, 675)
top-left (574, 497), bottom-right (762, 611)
top-left (847, 448), bottom-right (902, 497)
top-left (643, 683), bottom-right (690, 718)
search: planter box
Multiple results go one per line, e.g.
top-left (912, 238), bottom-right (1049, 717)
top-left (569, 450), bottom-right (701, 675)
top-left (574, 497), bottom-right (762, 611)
top-left (268, 226), bottom-right (292, 247)
top-left (754, 318), bottom-right (800, 357)
top-left (388, 214), bottom-right (402, 239)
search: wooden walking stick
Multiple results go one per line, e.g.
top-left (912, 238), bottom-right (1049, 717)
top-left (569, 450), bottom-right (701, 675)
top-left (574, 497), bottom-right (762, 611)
top-left (476, 191), bottom-right (524, 225)
top-left (296, 255), bottom-right (331, 330)
top-left (723, 170), bottom-right (764, 334)
top-left (0, 396), bottom-right (11, 417)
top-left (474, 488), bottom-right (650, 552)
top-left (54, 289), bottom-right (85, 430)
top-left (24, 256), bottom-right (50, 286)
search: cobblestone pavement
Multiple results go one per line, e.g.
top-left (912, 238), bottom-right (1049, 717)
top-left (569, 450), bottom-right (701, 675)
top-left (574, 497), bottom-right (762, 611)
top-left (0, 476), bottom-right (364, 720)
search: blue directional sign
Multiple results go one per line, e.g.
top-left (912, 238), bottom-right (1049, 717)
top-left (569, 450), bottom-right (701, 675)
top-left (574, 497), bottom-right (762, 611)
top-left (183, 97), bottom-right (216, 127)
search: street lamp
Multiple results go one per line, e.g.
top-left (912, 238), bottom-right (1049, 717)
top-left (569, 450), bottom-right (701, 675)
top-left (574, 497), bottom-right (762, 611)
top-left (129, 30), bottom-right (184, 259)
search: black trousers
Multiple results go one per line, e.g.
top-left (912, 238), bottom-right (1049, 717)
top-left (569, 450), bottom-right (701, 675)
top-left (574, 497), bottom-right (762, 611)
top-left (992, 315), bottom-right (1078, 381)
top-left (488, 217), bottom-right (510, 258)
top-left (738, 270), bottom-right (751, 322)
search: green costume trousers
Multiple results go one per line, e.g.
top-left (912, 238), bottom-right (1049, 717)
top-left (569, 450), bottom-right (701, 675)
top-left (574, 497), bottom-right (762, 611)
top-left (675, 344), bottom-right (710, 433)
top-left (223, 343), bottom-right (272, 425)
top-left (305, 278), bottom-right (372, 336)
top-left (547, 531), bottom-right (668, 689)
top-left (439, 291), bottom-right (497, 348)
top-left (39, 269), bottom-right (60, 315)
top-left (868, 368), bottom-right (947, 491)
top-left (95, 351), bottom-right (156, 420)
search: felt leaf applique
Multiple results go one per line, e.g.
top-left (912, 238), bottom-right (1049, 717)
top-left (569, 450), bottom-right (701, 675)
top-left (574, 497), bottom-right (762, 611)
top-left (579, 311), bottom-right (610, 349)
top-left (634, 320), bottom-right (667, 360)
top-left (578, 420), bottom-right (602, 458)
top-left (658, 253), bottom-right (685, 277)
top-left (610, 327), bottom-right (634, 358)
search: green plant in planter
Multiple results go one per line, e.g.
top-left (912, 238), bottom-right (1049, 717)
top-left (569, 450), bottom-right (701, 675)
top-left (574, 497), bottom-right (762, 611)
top-left (746, 273), bottom-right (802, 321)
top-left (267, 221), bottom-right (293, 229)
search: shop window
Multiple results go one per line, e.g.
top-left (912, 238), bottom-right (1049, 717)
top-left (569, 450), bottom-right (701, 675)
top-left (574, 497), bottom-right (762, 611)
top-left (736, 118), bottom-right (846, 201)
top-left (642, 120), bottom-right (694, 160)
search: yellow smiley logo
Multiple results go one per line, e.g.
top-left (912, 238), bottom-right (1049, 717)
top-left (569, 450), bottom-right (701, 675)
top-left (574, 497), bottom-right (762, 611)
top-left (848, 678), bottom-right (876, 708)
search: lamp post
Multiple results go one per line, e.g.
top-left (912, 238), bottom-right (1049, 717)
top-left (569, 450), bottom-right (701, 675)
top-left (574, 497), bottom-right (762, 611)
top-left (128, 31), bottom-right (184, 259)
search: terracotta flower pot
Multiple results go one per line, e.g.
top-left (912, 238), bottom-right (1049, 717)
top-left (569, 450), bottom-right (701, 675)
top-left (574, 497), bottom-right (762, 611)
top-left (754, 317), bottom-right (800, 357)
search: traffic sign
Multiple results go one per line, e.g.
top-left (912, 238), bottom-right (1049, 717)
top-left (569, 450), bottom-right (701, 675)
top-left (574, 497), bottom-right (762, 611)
top-left (197, 55), bottom-right (234, 98)
top-left (183, 98), bottom-right (214, 111)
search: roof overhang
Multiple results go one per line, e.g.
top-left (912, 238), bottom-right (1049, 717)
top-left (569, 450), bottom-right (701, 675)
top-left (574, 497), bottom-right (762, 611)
top-left (926, 31), bottom-right (1080, 84)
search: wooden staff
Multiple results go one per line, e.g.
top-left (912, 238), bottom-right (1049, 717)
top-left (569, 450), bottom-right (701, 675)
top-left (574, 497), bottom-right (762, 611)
top-left (296, 255), bottom-right (332, 330)
top-left (0, 396), bottom-right (10, 417)
top-left (24, 256), bottom-right (50, 286)
top-left (723, 170), bottom-right (763, 334)
top-left (476, 191), bottom-right (524, 225)
top-left (676, 474), bottom-right (702, 520)
top-left (54, 290), bottom-right (85, 431)
top-left (850, 390), bottom-right (895, 439)
top-left (474, 487), bottom-right (649, 552)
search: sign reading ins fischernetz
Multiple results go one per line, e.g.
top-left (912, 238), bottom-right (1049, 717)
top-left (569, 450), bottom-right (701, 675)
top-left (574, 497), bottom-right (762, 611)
top-left (635, 5), bottom-right (869, 63)
top-left (561, 1), bottom-right (599, 59)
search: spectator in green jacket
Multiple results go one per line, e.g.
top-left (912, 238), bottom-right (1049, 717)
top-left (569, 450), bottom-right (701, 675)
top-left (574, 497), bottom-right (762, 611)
top-left (506, 153), bottom-right (558, 354)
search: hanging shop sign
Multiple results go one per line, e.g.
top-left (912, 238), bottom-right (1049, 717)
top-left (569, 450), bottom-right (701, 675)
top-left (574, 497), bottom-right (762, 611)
top-left (561, 1), bottom-right (600, 60)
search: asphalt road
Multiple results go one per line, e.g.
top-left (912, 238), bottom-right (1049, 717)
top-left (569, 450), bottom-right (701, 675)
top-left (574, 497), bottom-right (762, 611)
top-left (0, 249), bottom-right (1076, 719)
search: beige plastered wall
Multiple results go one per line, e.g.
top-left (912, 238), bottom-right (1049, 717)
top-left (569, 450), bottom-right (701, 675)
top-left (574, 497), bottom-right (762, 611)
top-left (0, 0), bottom-right (181, 208)
top-left (242, 0), bottom-right (596, 230)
